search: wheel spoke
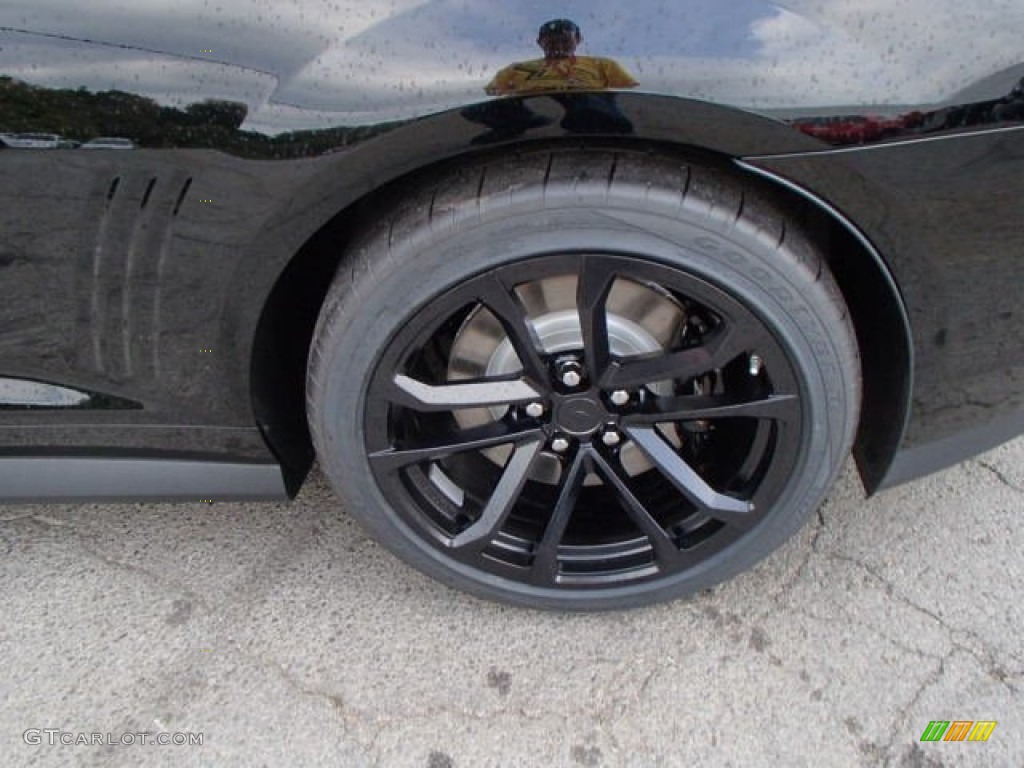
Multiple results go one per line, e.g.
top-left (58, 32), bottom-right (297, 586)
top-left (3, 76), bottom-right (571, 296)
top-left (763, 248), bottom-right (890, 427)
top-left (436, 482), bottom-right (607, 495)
top-left (625, 426), bottom-right (756, 526)
top-left (368, 422), bottom-right (544, 471)
top-left (530, 449), bottom-right (588, 585)
top-left (589, 448), bottom-right (686, 569)
top-left (599, 325), bottom-right (751, 390)
top-left (475, 273), bottom-right (550, 385)
top-left (576, 257), bottom-right (617, 381)
top-left (388, 373), bottom-right (541, 411)
top-left (623, 392), bottom-right (799, 426)
top-left (450, 439), bottom-right (543, 549)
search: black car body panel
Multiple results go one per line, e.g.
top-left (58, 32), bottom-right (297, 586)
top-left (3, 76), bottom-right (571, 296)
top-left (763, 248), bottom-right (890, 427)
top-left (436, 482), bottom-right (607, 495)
top-left (1, 0), bottom-right (1022, 501)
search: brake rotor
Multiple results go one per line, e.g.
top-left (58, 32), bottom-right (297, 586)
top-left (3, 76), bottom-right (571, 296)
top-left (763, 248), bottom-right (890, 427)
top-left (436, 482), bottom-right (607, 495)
top-left (447, 275), bottom-right (686, 484)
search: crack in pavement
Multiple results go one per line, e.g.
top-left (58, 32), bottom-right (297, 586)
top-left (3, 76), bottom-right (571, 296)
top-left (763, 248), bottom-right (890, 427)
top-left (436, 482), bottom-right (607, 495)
top-left (788, 605), bottom-right (946, 664)
top-left (944, 629), bottom-right (1023, 695)
top-left (253, 649), bottom-right (651, 767)
top-left (976, 459), bottom-right (1024, 494)
top-left (0, 511), bottom-right (74, 527)
top-left (256, 657), bottom-right (565, 725)
top-left (876, 651), bottom-right (950, 768)
top-left (75, 541), bottom-right (216, 614)
top-left (1, 511), bottom-right (216, 613)
top-left (770, 501), bottom-right (1022, 686)
top-left (871, 643), bottom-right (1020, 768)
top-left (604, 664), bottom-right (662, 725)
top-left (258, 655), bottom-right (351, 718)
top-left (765, 507), bottom-right (828, 611)
top-left (824, 551), bottom-right (1023, 691)
top-left (241, 652), bottom-right (384, 766)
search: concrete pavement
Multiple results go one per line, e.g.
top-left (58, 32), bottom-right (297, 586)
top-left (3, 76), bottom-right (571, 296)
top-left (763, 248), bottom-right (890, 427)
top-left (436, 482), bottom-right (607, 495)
top-left (1, 438), bottom-right (1021, 767)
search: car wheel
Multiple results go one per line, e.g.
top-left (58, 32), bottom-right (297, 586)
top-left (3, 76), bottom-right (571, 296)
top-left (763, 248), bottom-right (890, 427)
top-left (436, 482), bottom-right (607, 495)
top-left (307, 149), bottom-right (860, 610)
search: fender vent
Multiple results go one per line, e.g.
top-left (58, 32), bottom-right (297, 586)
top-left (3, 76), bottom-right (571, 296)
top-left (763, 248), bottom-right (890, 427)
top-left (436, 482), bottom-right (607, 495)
top-left (172, 177), bottom-right (193, 216)
top-left (78, 170), bottom-right (190, 379)
top-left (140, 177), bottom-right (157, 209)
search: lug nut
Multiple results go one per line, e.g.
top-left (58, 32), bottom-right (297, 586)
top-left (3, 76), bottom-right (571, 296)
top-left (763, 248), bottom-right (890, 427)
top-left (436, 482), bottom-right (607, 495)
top-left (749, 354), bottom-right (764, 376)
top-left (524, 402), bottom-right (544, 418)
top-left (609, 390), bottom-right (630, 406)
top-left (561, 370), bottom-right (582, 387)
top-left (601, 428), bottom-right (621, 447)
top-left (555, 359), bottom-right (584, 389)
top-left (550, 437), bottom-right (571, 453)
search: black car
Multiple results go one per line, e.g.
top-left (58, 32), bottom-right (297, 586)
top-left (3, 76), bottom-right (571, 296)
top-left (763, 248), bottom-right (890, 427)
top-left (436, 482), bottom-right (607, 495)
top-left (1, 2), bottom-right (1022, 609)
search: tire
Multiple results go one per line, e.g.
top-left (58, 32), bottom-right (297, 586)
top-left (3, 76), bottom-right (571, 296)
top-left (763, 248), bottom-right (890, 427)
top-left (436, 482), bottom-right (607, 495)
top-left (307, 148), bottom-right (860, 611)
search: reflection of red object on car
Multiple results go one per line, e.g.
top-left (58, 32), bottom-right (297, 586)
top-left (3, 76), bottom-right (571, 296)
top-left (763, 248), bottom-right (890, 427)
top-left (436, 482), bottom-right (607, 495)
top-left (792, 113), bottom-right (916, 145)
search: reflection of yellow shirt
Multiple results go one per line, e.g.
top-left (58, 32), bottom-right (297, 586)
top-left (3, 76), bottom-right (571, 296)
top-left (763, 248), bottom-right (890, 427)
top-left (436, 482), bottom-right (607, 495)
top-left (485, 56), bottom-right (638, 95)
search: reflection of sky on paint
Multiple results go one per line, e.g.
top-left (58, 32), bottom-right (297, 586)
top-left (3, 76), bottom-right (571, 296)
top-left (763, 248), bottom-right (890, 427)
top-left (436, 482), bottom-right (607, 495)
top-left (267, 0), bottom-right (769, 116)
top-left (1, 0), bottom-right (1022, 133)
top-left (345, 0), bottom-right (765, 59)
top-left (0, 31), bottom-right (279, 109)
top-left (0, 0), bottom-right (369, 75)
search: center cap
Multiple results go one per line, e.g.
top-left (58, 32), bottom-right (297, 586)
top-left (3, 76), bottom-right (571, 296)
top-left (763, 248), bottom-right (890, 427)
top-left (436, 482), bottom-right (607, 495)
top-left (554, 396), bottom-right (607, 436)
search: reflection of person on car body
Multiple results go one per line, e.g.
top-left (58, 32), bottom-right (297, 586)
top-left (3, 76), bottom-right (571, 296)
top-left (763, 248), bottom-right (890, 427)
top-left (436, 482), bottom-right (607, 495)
top-left (485, 19), bottom-right (638, 95)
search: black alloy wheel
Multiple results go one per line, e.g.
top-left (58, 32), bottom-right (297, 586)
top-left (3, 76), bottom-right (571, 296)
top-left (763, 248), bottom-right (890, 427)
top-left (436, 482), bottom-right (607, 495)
top-left (308, 149), bottom-right (860, 610)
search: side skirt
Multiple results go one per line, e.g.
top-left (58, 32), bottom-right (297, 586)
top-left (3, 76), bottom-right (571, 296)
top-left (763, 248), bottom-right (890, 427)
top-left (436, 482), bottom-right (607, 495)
top-left (0, 457), bottom-right (288, 503)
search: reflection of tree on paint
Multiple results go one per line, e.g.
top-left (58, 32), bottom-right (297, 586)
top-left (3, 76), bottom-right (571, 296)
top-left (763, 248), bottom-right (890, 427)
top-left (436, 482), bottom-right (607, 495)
top-left (485, 19), bottom-right (638, 96)
top-left (993, 77), bottom-right (1024, 121)
top-left (0, 76), bottom-right (399, 157)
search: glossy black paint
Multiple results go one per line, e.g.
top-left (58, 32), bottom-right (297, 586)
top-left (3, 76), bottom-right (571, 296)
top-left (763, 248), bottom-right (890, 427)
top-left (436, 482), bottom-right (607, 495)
top-left (751, 128), bottom-right (1024, 444)
top-left (1, 1), bottom-right (1022, 499)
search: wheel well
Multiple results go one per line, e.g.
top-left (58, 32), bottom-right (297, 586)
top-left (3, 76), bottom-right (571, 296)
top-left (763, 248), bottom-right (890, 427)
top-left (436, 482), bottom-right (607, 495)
top-left (250, 140), bottom-right (910, 496)
top-left (247, 200), bottom-right (363, 496)
top-left (744, 169), bottom-right (912, 493)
